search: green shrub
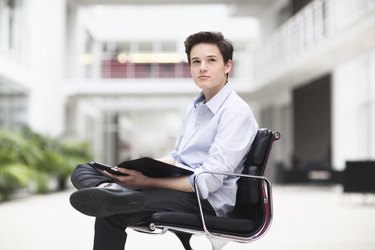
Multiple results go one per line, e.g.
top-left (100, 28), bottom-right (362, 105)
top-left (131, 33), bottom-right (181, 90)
top-left (0, 128), bottom-right (91, 200)
top-left (0, 131), bottom-right (39, 200)
top-left (0, 162), bottom-right (34, 200)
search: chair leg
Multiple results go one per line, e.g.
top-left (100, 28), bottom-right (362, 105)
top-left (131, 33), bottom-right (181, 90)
top-left (174, 232), bottom-right (193, 250)
top-left (208, 238), bottom-right (228, 250)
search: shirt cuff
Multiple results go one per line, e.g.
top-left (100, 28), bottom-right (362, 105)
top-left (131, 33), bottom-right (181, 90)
top-left (188, 173), bottom-right (196, 192)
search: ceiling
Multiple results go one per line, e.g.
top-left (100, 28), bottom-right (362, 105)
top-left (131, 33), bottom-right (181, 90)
top-left (82, 4), bottom-right (259, 42)
top-left (70, 0), bottom-right (288, 17)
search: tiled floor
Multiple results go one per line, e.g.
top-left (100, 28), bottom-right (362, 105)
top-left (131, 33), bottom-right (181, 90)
top-left (1, 185), bottom-right (374, 250)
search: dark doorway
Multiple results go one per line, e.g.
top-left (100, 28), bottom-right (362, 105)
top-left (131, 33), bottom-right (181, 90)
top-left (292, 74), bottom-right (331, 170)
top-left (292, 0), bottom-right (313, 14)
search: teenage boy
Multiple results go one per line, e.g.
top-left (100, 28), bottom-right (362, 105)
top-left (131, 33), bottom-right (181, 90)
top-left (70, 31), bottom-right (258, 250)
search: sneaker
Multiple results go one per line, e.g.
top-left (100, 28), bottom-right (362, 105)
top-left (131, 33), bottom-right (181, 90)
top-left (69, 183), bottom-right (145, 217)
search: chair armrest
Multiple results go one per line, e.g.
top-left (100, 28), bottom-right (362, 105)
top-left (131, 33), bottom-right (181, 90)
top-left (194, 171), bottom-right (273, 242)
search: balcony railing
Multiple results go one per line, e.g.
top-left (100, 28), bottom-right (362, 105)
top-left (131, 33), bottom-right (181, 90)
top-left (252, 0), bottom-right (375, 87)
top-left (72, 51), bottom-right (246, 80)
top-left (100, 60), bottom-right (191, 79)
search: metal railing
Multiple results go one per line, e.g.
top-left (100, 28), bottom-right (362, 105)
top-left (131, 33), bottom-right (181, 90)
top-left (252, 0), bottom-right (375, 86)
top-left (71, 51), bottom-right (248, 80)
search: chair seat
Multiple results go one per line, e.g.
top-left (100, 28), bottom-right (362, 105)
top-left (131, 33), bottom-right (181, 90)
top-left (147, 212), bottom-right (255, 236)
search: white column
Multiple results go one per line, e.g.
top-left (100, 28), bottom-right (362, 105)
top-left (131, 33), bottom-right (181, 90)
top-left (332, 54), bottom-right (373, 170)
top-left (0, 4), bottom-right (10, 52)
top-left (27, 0), bottom-right (66, 136)
top-left (65, 1), bottom-right (79, 78)
top-left (92, 40), bottom-right (102, 79)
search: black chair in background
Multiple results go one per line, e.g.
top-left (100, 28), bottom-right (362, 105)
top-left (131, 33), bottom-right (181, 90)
top-left (344, 161), bottom-right (375, 194)
top-left (131, 128), bottom-right (281, 250)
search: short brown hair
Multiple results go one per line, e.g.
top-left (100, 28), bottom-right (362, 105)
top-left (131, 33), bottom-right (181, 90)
top-left (184, 31), bottom-right (234, 65)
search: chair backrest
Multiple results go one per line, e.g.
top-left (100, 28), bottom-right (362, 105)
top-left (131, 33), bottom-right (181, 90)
top-left (230, 129), bottom-right (279, 224)
top-left (245, 128), bottom-right (278, 176)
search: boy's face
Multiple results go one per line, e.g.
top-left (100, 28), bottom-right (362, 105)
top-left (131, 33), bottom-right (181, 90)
top-left (189, 43), bottom-right (232, 100)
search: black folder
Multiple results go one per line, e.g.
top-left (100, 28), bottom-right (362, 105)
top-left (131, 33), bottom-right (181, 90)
top-left (90, 157), bottom-right (193, 178)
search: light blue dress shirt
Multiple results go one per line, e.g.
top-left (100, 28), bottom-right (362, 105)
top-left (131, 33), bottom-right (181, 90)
top-left (169, 83), bottom-right (258, 216)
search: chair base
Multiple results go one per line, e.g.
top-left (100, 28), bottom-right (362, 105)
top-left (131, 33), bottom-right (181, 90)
top-left (209, 238), bottom-right (228, 250)
top-left (173, 231), bottom-right (228, 250)
top-left (174, 232), bottom-right (193, 250)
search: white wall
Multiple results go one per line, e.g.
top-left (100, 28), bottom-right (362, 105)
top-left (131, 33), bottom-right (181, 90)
top-left (332, 51), bottom-right (375, 170)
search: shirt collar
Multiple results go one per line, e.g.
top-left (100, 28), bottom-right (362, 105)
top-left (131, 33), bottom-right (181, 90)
top-left (193, 83), bottom-right (233, 114)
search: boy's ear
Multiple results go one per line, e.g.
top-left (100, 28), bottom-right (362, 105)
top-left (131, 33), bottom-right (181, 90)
top-left (225, 59), bottom-right (233, 74)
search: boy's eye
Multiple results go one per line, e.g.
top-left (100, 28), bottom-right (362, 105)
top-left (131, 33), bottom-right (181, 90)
top-left (192, 60), bottom-right (200, 64)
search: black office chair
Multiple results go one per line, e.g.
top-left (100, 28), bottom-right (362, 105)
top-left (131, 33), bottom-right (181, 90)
top-left (131, 128), bottom-right (280, 250)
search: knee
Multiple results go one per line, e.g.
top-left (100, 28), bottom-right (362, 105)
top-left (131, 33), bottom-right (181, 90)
top-left (71, 163), bottom-right (90, 177)
top-left (70, 163), bottom-right (92, 189)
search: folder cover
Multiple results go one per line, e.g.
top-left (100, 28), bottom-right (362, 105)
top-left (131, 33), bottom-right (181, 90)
top-left (90, 157), bottom-right (193, 178)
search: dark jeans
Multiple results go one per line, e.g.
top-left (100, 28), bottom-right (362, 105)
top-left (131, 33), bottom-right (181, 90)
top-left (71, 163), bottom-right (216, 250)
